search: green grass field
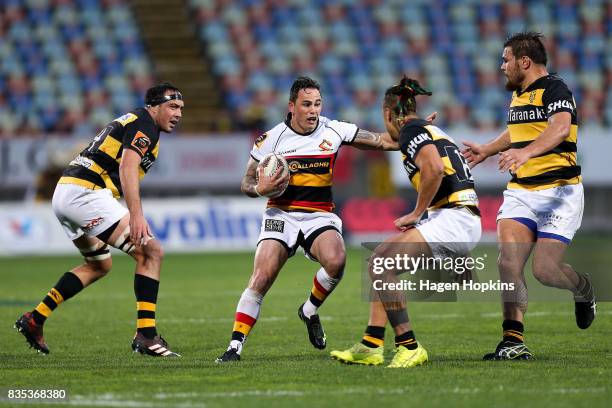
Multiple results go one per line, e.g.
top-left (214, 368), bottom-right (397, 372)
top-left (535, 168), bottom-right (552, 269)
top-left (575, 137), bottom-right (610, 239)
top-left (0, 243), bottom-right (610, 407)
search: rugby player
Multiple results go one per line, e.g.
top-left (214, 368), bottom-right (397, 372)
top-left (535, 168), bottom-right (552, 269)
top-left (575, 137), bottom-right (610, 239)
top-left (462, 32), bottom-right (596, 360)
top-left (15, 83), bottom-right (183, 357)
top-left (330, 77), bottom-right (481, 368)
top-left (216, 76), bottom-right (416, 363)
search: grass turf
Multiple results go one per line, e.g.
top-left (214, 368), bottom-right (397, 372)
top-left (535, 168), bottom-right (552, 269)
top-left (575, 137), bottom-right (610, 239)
top-left (0, 245), bottom-right (610, 407)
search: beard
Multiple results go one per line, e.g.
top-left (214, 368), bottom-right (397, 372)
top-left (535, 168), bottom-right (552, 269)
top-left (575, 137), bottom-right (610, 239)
top-left (505, 78), bottom-right (520, 92)
top-left (504, 67), bottom-right (525, 92)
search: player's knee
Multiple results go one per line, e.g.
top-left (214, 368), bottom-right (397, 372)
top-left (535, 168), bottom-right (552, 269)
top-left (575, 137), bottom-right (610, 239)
top-left (250, 269), bottom-right (275, 293)
top-left (497, 254), bottom-right (520, 275)
top-left (89, 258), bottom-right (112, 276)
top-left (143, 240), bottom-right (164, 263)
top-left (321, 253), bottom-right (346, 278)
top-left (532, 262), bottom-right (557, 286)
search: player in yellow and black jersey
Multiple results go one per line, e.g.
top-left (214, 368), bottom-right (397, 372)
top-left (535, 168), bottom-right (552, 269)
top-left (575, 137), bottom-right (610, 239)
top-left (59, 106), bottom-right (162, 198)
top-left (399, 119), bottom-right (479, 216)
top-left (15, 83), bottom-right (183, 357)
top-left (331, 77), bottom-right (482, 368)
top-left (505, 73), bottom-right (580, 190)
top-left (463, 32), bottom-right (595, 361)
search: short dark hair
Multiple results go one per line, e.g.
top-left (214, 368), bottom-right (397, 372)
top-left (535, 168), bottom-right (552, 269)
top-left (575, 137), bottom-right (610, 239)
top-left (384, 76), bottom-right (431, 118)
top-left (503, 32), bottom-right (547, 66)
top-left (289, 76), bottom-right (320, 102)
top-left (145, 82), bottom-right (182, 106)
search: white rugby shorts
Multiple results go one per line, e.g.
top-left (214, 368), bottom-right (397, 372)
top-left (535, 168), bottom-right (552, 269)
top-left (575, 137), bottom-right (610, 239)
top-left (416, 207), bottom-right (482, 257)
top-left (257, 208), bottom-right (342, 259)
top-left (496, 184), bottom-right (584, 243)
top-left (52, 183), bottom-right (128, 241)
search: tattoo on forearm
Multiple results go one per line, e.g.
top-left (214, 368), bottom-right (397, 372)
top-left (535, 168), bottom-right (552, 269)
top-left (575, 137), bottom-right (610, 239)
top-left (355, 129), bottom-right (382, 144)
top-left (242, 174), bottom-right (258, 197)
top-left (242, 159), bottom-right (259, 197)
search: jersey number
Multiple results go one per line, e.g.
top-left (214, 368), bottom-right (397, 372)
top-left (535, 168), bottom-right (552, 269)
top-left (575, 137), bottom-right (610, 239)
top-left (444, 146), bottom-right (473, 182)
top-left (87, 125), bottom-right (113, 153)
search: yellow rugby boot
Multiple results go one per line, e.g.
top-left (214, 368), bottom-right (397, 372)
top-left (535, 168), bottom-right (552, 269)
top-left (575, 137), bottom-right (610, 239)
top-left (387, 342), bottom-right (428, 368)
top-left (330, 343), bottom-right (384, 366)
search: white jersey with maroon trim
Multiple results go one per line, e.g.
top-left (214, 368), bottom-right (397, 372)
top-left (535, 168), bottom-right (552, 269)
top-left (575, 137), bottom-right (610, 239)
top-left (250, 115), bottom-right (358, 212)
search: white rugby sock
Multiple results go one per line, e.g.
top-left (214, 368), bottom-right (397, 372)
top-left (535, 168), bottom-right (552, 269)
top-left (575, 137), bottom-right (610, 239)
top-left (302, 267), bottom-right (341, 318)
top-left (231, 288), bottom-right (264, 353)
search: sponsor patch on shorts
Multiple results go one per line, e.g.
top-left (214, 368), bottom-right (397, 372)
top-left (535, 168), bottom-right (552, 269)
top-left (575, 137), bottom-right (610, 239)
top-left (264, 219), bottom-right (285, 233)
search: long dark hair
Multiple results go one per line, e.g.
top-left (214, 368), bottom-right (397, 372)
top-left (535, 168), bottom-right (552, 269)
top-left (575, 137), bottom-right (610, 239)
top-left (384, 76), bottom-right (432, 118)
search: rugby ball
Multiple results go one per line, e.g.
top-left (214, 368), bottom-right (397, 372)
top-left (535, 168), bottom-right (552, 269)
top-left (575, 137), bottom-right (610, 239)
top-left (257, 153), bottom-right (290, 198)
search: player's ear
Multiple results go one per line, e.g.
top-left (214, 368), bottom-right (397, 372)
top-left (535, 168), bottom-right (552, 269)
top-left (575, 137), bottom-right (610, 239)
top-left (521, 55), bottom-right (531, 70)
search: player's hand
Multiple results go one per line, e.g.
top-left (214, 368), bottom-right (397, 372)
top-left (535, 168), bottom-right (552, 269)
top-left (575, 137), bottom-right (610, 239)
top-left (129, 214), bottom-right (153, 247)
top-left (425, 111), bottom-right (438, 124)
top-left (255, 165), bottom-right (290, 196)
top-left (498, 148), bottom-right (530, 173)
top-left (461, 141), bottom-right (488, 168)
top-left (394, 212), bottom-right (423, 232)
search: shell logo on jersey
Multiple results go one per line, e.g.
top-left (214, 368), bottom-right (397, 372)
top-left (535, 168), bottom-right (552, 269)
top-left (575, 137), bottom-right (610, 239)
top-left (405, 132), bottom-right (431, 156)
top-left (547, 99), bottom-right (575, 114)
top-left (319, 139), bottom-right (333, 152)
top-left (131, 131), bottom-right (151, 156)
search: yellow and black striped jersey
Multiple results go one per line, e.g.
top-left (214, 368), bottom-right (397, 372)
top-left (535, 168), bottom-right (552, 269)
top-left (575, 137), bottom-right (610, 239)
top-left (399, 119), bottom-right (479, 214)
top-left (507, 74), bottom-right (580, 190)
top-left (58, 107), bottom-right (160, 198)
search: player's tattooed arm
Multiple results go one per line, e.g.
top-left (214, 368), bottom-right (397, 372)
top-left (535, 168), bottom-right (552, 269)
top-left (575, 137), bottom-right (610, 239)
top-left (352, 129), bottom-right (399, 151)
top-left (241, 157), bottom-right (289, 197)
top-left (241, 158), bottom-right (260, 198)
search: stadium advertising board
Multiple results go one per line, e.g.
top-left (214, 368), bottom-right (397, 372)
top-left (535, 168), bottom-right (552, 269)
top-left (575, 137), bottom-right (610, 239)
top-left (0, 198), bottom-right (265, 256)
top-left (0, 135), bottom-right (251, 188)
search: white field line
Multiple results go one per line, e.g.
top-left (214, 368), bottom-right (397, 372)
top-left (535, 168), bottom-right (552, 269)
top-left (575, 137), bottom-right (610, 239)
top-left (163, 309), bottom-right (612, 325)
top-left (480, 309), bottom-right (612, 318)
top-left (67, 385), bottom-right (607, 406)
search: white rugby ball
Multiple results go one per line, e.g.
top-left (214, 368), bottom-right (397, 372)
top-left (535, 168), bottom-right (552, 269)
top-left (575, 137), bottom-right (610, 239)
top-left (257, 153), bottom-right (290, 198)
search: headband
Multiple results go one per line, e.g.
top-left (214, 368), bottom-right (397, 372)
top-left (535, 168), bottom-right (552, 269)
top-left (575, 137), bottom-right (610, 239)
top-left (145, 92), bottom-right (183, 107)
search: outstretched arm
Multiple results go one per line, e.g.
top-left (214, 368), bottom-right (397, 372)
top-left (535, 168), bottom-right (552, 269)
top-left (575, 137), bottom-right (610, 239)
top-left (351, 112), bottom-right (438, 151)
top-left (462, 129), bottom-right (511, 168)
top-left (351, 129), bottom-right (399, 151)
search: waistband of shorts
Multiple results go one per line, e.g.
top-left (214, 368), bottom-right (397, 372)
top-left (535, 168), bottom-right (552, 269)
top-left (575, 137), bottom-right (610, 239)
top-left (432, 203), bottom-right (480, 217)
top-left (57, 176), bottom-right (104, 191)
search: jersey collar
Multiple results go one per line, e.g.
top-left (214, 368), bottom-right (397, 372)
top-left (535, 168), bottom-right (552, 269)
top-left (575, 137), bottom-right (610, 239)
top-left (285, 112), bottom-right (320, 136)
top-left (517, 74), bottom-right (552, 96)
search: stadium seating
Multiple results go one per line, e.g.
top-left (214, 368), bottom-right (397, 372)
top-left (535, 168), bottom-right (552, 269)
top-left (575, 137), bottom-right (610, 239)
top-left (188, 0), bottom-right (612, 131)
top-left (0, 0), bottom-right (153, 137)
top-left (1, 0), bottom-right (611, 136)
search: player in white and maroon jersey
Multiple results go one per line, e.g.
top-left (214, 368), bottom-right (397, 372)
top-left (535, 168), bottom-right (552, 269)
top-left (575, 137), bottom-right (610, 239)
top-left (216, 76), bottom-right (408, 363)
